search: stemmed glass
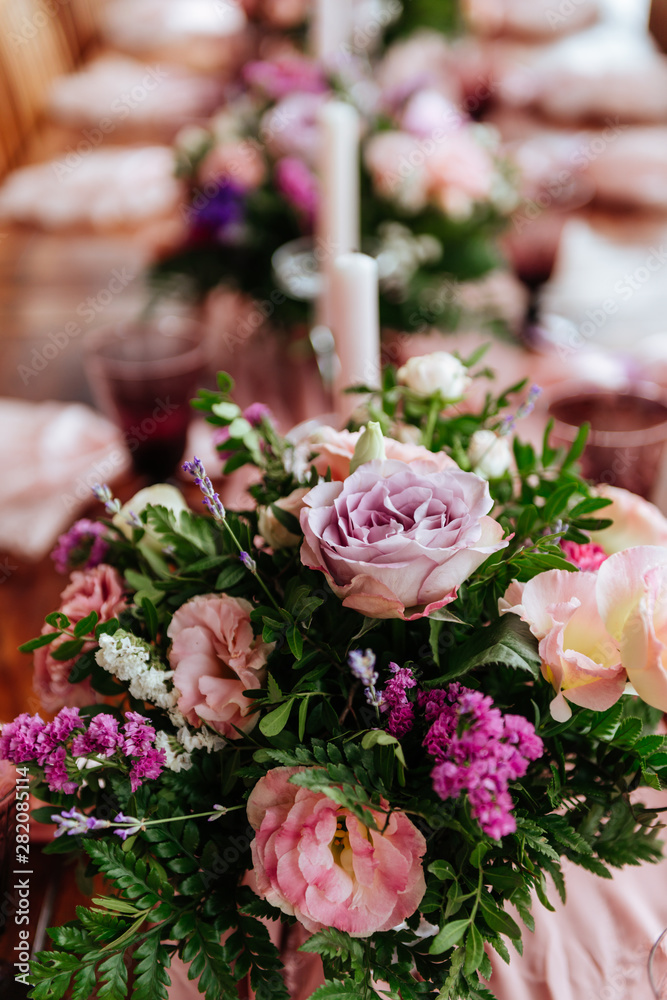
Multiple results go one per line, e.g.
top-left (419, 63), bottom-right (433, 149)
top-left (84, 317), bottom-right (210, 483)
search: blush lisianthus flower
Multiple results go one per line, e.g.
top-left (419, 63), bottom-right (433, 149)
top-left (500, 570), bottom-right (625, 721)
top-left (168, 594), bottom-right (273, 737)
top-left (247, 766), bottom-right (427, 937)
top-left (300, 459), bottom-right (507, 620)
top-left (597, 546), bottom-right (667, 712)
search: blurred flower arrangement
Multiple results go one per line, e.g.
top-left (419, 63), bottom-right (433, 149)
top-left (5, 349), bottom-right (667, 1000)
top-left (150, 41), bottom-right (517, 334)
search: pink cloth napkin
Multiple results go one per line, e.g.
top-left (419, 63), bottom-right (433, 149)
top-left (0, 399), bottom-right (130, 561)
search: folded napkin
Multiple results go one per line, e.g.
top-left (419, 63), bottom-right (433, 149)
top-left (0, 400), bottom-right (130, 562)
top-left (0, 147), bottom-right (182, 232)
top-left (48, 55), bottom-right (224, 135)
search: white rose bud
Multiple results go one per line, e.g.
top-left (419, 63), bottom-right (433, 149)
top-left (350, 422), bottom-right (387, 474)
top-left (397, 352), bottom-right (471, 400)
top-left (113, 484), bottom-right (189, 553)
top-left (468, 429), bottom-right (512, 480)
top-left (258, 487), bottom-right (310, 549)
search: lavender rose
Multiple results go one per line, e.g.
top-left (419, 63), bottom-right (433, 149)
top-left (300, 460), bottom-right (507, 620)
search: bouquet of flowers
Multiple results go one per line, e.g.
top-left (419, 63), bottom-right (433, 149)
top-left (151, 43), bottom-right (517, 335)
top-left (5, 349), bottom-right (667, 1000)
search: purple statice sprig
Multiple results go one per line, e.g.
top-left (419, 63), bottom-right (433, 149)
top-left (0, 708), bottom-right (167, 796)
top-left (51, 519), bottom-right (109, 574)
top-left (420, 684), bottom-right (544, 840)
top-left (380, 663), bottom-right (417, 739)
top-left (348, 649), bottom-right (383, 710)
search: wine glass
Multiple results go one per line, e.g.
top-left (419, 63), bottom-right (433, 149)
top-left (547, 381), bottom-right (667, 501)
top-left (84, 316), bottom-right (210, 482)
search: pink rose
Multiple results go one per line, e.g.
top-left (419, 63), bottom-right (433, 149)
top-left (34, 564), bottom-right (127, 712)
top-left (589, 485), bottom-right (667, 555)
top-left (500, 570), bottom-right (625, 721)
top-left (300, 459), bottom-right (507, 620)
top-left (597, 546), bottom-right (667, 712)
top-left (198, 140), bottom-right (266, 190)
top-left (304, 427), bottom-right (457, 482)
top-left (247, 766), bottom-right (426, 937)
top-left (401, 89), bottom-right (464, 139)
top-left (261, 93), bottom-right (327, 166)
top-left (243, 57), bottom-right (327, 99)
top-left (168, 594), bottom-right (272, 737)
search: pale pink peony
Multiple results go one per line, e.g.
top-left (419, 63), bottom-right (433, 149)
top-left (589, 485), bottom-right (667, 555)
top-left (198, 140), bottom-right (266, 190)
top-left (247, 766), bottom-right (427, 937)
top-left (597, 546), bottom-right (667, 712)
top-left (301, 459), bottom-right (507, 620)
top-left (34, 564), bottom-right (127, 712)
top-left (500, 570), bottom-right (625, 721)
top-left (304, 426), bottom-right (457, 482)
top-left (401, 89), bottom-right (464, 139)
top-left (168, 594), bottom-right (272, 737)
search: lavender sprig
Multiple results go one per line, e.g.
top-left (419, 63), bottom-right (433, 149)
top-left (182, 457), bottom-right (226, 521)
top-left (52, 807), bottom-right (110, 838)
top-left (348, 649), bottom-right (383, 710)
top-left (500, 384), bottom-right (542, 436)
top-left (92, 483), bottom-right (122, 516)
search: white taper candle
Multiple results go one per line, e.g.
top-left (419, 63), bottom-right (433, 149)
top-left (311, 0), bottom-right (354, 66)
top-left (331, 252), bottom-right (381, 423)
top-left (316, 99), bottom-right (360, 330)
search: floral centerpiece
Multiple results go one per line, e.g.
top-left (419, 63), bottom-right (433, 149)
top-left (4, 350), bottom-right (667, 1000)
top-left (151, 44), bottom-right (517, 335)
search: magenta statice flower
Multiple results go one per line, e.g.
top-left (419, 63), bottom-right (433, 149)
top-left (560, 539), bottom-right (608, 572)
top-left (51, 520), bottom-right (109, 574)
top-left (122, 713), bottom-right (157, 758)
top-left (424, 684), bottom-right (543, 840)
top-left (275, 157), bottom-right (319, 224)
top-left (128, 749), bottom-right (167, 792)
top-left (35, 708), bottom-right (84, 765)
top-left (243, 403), bottom-right (273, 427)
top-left (44, 746), bottom-right (78, 794)
top-left (71, 714), bottom-right (121, 759)
top-left (380, 663), bottom-right (417, 738)
top-left (0, 713), bottom-right (46, 764)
